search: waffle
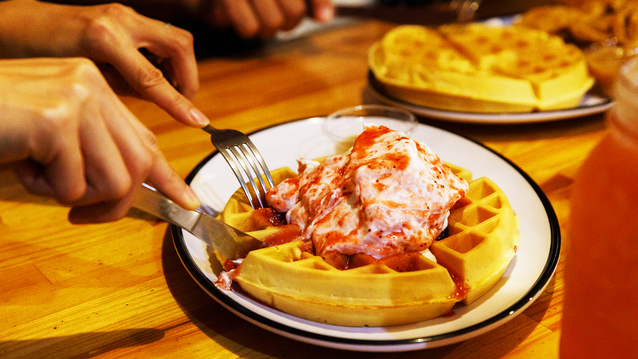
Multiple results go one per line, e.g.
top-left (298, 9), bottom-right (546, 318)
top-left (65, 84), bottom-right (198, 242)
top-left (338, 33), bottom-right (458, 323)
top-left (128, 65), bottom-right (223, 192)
top-left (517, 2), bottom-right (638, 47)
top-left (517, 1), bottom-right (638, 96)
top-left (431, 175), bottom-right (520, 305)
top-left (369, 24), bottom-right (594, 113)
top-left (217, 164), bottom-right (519, 327)
top-left (214, 167), bottom-right (300, 268)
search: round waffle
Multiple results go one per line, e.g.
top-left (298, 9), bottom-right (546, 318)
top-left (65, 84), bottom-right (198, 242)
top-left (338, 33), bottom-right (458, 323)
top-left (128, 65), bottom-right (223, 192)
top-left (369, 24), bottom-right (594, 113)
top-left (218, 165), bottom-right (519, 327)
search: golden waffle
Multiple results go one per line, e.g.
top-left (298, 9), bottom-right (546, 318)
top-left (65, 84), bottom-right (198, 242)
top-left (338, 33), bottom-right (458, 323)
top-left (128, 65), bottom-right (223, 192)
top-left (215, 167), bottom-right (299, 268)
top-left (218, 166), bottom-right (519, 327)
top-left (431, 176), bottom-right (520, 305)
top-left (221, 167), bottom-right (297, 239)
top-left (369, 24), bottom-right (594, 113)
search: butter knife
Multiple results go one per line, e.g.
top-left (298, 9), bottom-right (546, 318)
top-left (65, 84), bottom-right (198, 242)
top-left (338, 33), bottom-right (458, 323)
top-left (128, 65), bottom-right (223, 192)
top-left (133, 184), bottom-right (266, 261)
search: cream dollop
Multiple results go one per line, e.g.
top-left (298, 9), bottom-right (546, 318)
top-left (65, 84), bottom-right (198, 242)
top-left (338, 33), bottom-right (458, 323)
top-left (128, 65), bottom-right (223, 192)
top-left (266, 124), bottom-right (468, 259)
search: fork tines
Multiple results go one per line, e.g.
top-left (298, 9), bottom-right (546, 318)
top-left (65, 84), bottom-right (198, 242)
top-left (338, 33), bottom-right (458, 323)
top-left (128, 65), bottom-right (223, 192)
top-left (203, 124), bottom-right (274, 210)
top-left (220, 141), bottom-right (274, 209)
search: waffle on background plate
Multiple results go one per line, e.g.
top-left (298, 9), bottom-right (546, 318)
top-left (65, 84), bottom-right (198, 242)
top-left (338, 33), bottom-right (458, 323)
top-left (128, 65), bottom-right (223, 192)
top-left (368, 24), bottom-right (594, 113)
top-left (216, 165), bottom-right (520, 327)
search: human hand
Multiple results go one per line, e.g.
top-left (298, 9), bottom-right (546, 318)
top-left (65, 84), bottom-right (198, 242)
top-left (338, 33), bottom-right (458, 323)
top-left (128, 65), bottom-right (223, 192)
top-left (0, 1), bottom-right (209, 128)
top-left (201, 0), bottom-right (335, 39)
top-left (0, 58), bottom-right (200, 223)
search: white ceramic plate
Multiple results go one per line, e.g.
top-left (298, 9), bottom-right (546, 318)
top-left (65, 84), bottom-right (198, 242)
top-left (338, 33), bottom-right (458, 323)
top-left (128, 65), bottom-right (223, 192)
top-left (172, 118), bottom-right (561, 352)
top-left (368, 72), bottom-right (613, 124)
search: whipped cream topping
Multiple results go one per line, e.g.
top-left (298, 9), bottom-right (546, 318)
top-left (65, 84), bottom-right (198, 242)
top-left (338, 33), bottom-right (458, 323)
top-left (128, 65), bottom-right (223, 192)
top-left (266, 124), bottom-right (468, 259)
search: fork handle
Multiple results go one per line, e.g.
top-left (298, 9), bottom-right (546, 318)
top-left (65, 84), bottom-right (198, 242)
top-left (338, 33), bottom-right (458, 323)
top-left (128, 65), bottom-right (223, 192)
top-left (202, 124), bottom-right (221, 135)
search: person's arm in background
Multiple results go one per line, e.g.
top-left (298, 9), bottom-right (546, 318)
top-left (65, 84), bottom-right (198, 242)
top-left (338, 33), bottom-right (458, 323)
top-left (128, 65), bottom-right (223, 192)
top-left (0, 1), bottom-right (210, 128)
top-left (0, 58), bottom-right (201, 223)
top-left (43, 0), bottom-right (335, 39)
top-left (199, 0), bottom-right (335, 39)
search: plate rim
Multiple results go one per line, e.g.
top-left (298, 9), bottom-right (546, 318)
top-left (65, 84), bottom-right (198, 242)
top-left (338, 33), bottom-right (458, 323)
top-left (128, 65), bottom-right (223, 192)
top-left (171, 118), bottom-right (561, 350)
top-left (368, 71), bottom-right (613, 124)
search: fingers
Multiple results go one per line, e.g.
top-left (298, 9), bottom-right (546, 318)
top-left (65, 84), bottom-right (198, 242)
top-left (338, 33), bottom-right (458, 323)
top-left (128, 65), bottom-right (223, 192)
top-left (251, 0), bottom-right (286, 38)
top-left (221, 0), bottom-right (262, 38)
top-left (0, 57), bottom-right (198, 224)
top-left (13, 62), bottom-right (144, 214)
top-left (112, 48), bottom-right (208, 127)
top-left (72, 95), bottom-right (145, 211)
top-left (0, 2), bottom-right (209, 128)
top-left (68, 129), bottom-right (200, 224)
top-left (67, 127), bottom-right (200, 224)
top-left (215, 0), bottom-right (333, 39)
top-left (277, 0), bottom-right (307, 31)
top-left (14, 100), bottom-right (90, 203)
top-left (225, 0), bottom-right (292, 39)
top-left (141, 23), bottom-right (200, 101)
top-left (69, 92), bottom-right (200, 224)
top-left (145, 153), bottom-right (201, 211)
top-left (124, 112), bottom-right (201, 211)
top-left (309, 0), bottom-right (335, 22)
top-left (15, 142), bottom-right (85, 203)
top-left (82, 4), bottom-right (208, 127)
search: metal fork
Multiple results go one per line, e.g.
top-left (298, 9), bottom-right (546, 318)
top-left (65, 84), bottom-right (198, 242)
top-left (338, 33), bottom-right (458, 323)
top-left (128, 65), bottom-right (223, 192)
top-left (202, 125), bottom-right (274, 209)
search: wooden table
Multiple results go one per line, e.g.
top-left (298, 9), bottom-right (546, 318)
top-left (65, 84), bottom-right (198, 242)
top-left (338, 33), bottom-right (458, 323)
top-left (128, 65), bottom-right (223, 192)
top-left (0, 14), bottom-right (608, 359)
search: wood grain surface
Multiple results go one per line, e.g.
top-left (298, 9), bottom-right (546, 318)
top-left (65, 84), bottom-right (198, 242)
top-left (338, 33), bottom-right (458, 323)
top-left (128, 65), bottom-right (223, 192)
top-left (0, 15), bottom-right (608, 359)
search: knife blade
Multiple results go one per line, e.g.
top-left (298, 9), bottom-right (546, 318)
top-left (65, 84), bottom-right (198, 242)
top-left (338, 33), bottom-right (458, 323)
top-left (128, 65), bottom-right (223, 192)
top-left (133, 184), bottom-right (266, 262)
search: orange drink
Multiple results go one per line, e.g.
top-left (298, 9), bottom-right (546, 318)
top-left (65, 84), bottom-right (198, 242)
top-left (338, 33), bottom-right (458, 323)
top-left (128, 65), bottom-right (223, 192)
top-left (561, 58), bottom-right (638, 358)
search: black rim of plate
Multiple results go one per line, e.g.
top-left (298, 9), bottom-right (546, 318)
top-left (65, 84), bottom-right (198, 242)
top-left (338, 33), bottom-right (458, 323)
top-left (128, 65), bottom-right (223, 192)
top-left (171, 118), bottom-right (561, 349)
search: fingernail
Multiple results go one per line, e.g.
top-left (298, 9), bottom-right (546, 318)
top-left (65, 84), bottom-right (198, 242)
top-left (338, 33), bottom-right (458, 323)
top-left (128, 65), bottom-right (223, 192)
top-left (317, 6), bottom-right (334, 22)
top-left (185, 186), bottom-right (201, 210)
top-left (190, 108), bottom-right (210, 127)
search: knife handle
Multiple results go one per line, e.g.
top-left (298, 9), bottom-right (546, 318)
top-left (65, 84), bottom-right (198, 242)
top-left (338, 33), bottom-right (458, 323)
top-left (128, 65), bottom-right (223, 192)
top-left (133, 183), bottom-right (200, 230)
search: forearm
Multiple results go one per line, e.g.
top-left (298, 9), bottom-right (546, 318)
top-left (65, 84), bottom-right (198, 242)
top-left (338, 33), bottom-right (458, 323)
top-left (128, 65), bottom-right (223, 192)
top-left (0, 1), bottom-right (84, 58)
top-left (43, 0), bottom-right (196, 23)
top-left (0, 0), bottom-right (193, 59)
